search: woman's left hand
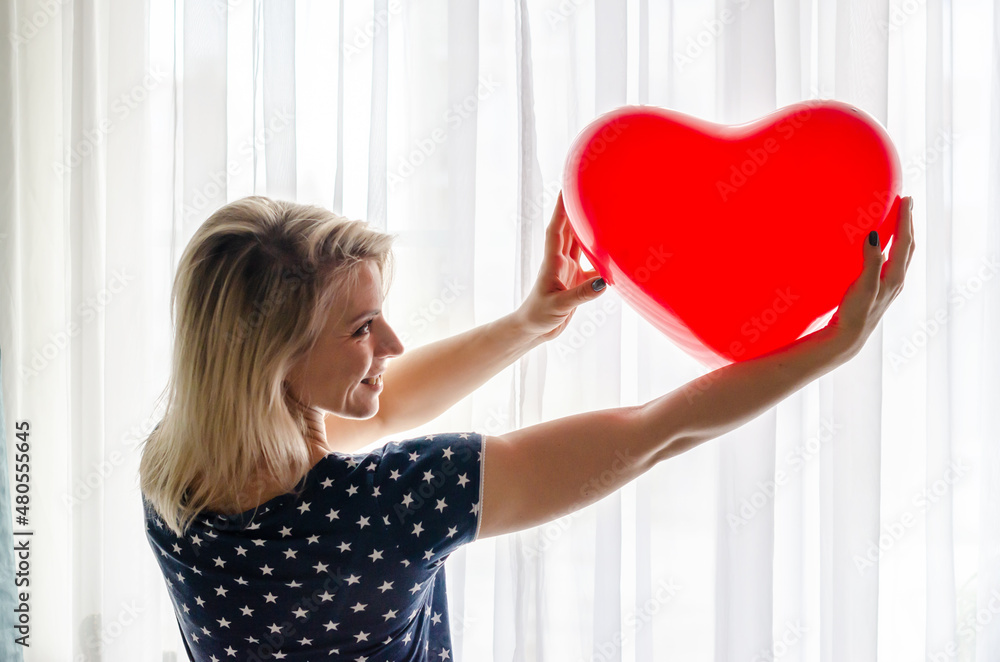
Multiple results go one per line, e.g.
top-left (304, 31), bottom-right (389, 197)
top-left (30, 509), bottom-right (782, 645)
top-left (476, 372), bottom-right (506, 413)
top-left (514, 191), bottom-right (607, 342)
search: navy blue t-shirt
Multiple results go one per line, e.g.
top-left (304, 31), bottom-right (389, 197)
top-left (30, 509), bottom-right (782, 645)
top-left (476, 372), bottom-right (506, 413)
top-left (143, 432), bottom-right (484, 661)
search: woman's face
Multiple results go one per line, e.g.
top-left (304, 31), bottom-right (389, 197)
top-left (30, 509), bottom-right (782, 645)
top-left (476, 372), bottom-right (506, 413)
top-left (285, 260), bottom-right (404, 420)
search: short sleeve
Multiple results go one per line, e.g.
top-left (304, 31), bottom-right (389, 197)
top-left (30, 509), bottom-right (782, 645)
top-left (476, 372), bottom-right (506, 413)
top-left (371, 432), bottom-right (483, 567)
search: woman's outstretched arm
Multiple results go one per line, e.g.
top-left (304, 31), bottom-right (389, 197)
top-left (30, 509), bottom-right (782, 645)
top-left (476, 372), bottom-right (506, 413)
top-left (479, 197), bottom-right (915, 539)
top-left (478, 325), bottom-right (854, 538)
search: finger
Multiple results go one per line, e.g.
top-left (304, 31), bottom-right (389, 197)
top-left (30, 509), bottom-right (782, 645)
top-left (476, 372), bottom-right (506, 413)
top-left (863, 222), bottom-right (887, 301)
top-left (555, 192), bottom-right (575, 257)
top-left (544, 194), bottom-right (565, 256)
top-left (881, 195), bottom-right (914, 293)
top-left (569, 231), bottom-right (582, 261)
top-left (565, 275), bottom-right (607, 305)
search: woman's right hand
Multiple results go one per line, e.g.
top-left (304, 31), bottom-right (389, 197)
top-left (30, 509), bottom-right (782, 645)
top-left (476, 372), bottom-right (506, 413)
top-left (825, 195), bottom-right (916, 356)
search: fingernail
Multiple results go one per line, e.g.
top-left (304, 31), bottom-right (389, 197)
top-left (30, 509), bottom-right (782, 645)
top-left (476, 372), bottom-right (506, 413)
top-left (592, 278), bottom-right (606, 292)
top-left (909, 197), bottom-right (914, 211)
top-left (869, 230), bottom-right (879, 247)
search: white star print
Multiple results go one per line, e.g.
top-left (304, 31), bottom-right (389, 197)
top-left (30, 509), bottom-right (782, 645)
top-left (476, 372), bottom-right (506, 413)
top-left (145, 431), bottom-right (486, 658)
top-left (268, 623), bottom-right (283, 634)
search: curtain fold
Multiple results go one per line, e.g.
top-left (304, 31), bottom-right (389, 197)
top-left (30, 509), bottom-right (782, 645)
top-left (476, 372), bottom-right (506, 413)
top-left (0, 1), bottom-right (995, 660)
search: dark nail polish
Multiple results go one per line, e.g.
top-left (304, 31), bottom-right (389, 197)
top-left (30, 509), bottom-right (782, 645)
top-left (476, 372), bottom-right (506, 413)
top-left (869, 230), bottom-right (879, 247)
top-left (592, 278), bottom-right (606, 292)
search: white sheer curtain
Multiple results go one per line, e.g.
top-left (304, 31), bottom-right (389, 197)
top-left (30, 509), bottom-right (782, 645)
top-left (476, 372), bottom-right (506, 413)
top-left (1, 0), bottom-right (997, 660)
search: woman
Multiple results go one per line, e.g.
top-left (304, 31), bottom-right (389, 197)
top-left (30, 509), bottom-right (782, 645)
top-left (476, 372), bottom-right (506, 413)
top-left (140, 193), bottom-right (914, 661)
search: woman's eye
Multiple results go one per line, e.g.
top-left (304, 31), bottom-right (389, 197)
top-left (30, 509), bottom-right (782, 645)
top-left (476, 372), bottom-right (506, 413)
top-left (355, 320), bottom-right (373, 336)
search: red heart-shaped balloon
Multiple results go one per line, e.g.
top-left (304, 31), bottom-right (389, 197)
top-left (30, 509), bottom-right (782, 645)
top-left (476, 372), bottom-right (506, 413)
top-left (562, 100), bottom-right (902, 369)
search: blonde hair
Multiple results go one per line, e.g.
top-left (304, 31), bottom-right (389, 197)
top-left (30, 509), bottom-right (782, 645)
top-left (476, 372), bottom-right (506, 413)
top-left (139, 196), bottom-right (396, 537)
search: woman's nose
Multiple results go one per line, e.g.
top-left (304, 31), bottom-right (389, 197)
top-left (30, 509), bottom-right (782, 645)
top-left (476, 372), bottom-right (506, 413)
top-left (378, 323), bottom-right (404, 358)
